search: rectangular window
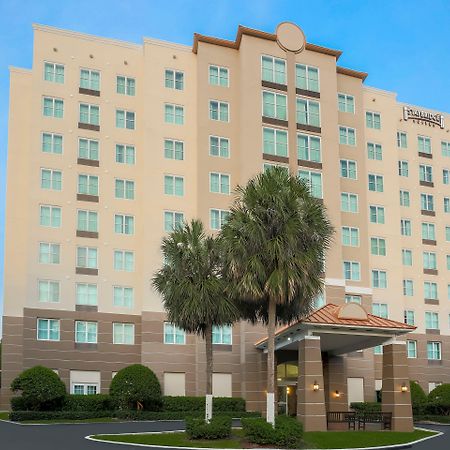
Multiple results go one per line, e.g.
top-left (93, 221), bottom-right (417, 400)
top-left (402, 249), bottom-right (413, 266)
top-left (76, 246), bottom-right (97, 269)
top-left (113, 286), bottom-right (134, 308)
top-left (77, 210), bottom-right (98, 232)
top-left (210, 100), bottom-right (229, 122)
top-left (78, 174), bottom-right (98, 196)
top-left (337, 93), bottom-right (354, 113)
top-left (404, 310), bottom-right (415, 325)
top-left (343, 261), bottom-right (360, 281)
top-left (116, 75), bottom-right (135, 95)
top-left (43, 97), bottom-right (64, 118)
top-left (116, 144), bottom-right (136, 164)
top-left (407, 340), bottom-right (417, 358)
top-left (115, 179), bottom-right (135, 200)
top-left (76, 283), bottom-right (97, 306)
top-left (403, 279), bottom-right (414, 296)
top-left (298, 134), bottom-right (321, 162)
top-left (72, 384), bottom-right (98, 395)
top-left (424, 283), bottom-right (438, 300)
top-left (298, 170), bottom-right (323, 198)
top-left (114, 250), bottom-right (134, 272)
top-left (374, 345), bottom-right (383, 355)
top-left (42, 132), bottom-right (63, 154)
top-left (447, 226), bottom-right (450, 242)
top-left (41, 168), bottom-right (62, 191)
top-left (164, 322), bottom-right (186, 344)
top-left (210, 209), bottom-right (230, 231)
top-left (78, 138), bottom-right (99, 161)
top-left (164, 104), bottom-right (184, 125)
top-left (372, 270), bottom-right (387, 288)
top-left (113, 323), bottom-right (135, 345)
top-left (423, 252), bottom-right (437, 270)
top-left (421, 193), bottom-right (434, 212)
top-left (427, 341), bottom-right (441, 360)
top-left (262, 55), bottom-right (286, 84)
top-left (209, 65), bottom-right (229, 87)
top-left (340, 159), bottom-right (357, 179)
top-left (419, 164), bottom-right (433, 182)
top-left (442, 141), bottom-right (450, 157)
top-left (339, 126), bottom-right (356, 146)
top-left (80, 69), bottom-right (100, 90)
top-left (165, 69), bottom-right (184, 90)
top-left (398, 160), bottom-right (409, 177)
top-left (262, 91), bottom-right (287, 120)
top-left (445, 198), bottom-right (450, 213)
top-left (373, 303), bottom-right (388, 318)
top-left (401, 219), bottom-right (412, 236)
top-left (164, 139), bottom-right (184, 160)
top-left (296, 63), bottom-right (319, 92)
top-left (44, 62), bottom-right (64, 83)
top-left (116, 109), bottom-right (135, 129)
top-left (75, 321), bottom-right (98, 343)
top-left (366, 111), bottom-right (381, 129)
top-left (422, 222), bottom-right (436, 240)
top-left (443, 169), bottom-right (449, 185)
top-left (263, 128), bottom-right (287, 157)
top-left (114, 214), bottom-right (134, 235)
top-left (38, 280), bottom-right (60, 303)
top-left (164, 175), bottom-right (184, 196)
top-left (418, 136), bottom-right (432, 154)
top-left (370, 205), bottom-right (385, 224)
top-left (371, 237), bottom-right (386, 256)
top-left (210, 173), bottom-right (230, 194)
top-left (368, 174), bottom-right (383, 192)
top-left (341, 226), bottom-right (359, 247)
top-left (425, 311), bottom-right (439, 329)
top-left (39, 243), bottom-right (60, 264)
top-left (37, 318), bottom-right (60, 341)
top-left (296, 98), bottom-right (320, 127)
top-left (345, 295), bottom-right (361, 304)
top-left (210, 136), bottom-right (229, 158)
top-left (400, 190), bottom-right (410, 207)
top-left (79, 103), bottom-right (99, 125)
top-left (212, 325), bottom-right (232, 345)
top-left (40, 205), bottom-right (61, 228)
top-left (264, 163), bottom-right (289, 174)
top-left (367, 142), bottom-right (382, 160)
top-left (164, 211), bottom-right (184, 232)
top-left (447, 254), bottom-right (450, 270)
top-left (397, 131), bottom-right (407, 148)
top-left (341, 193), bottom-right (358, 213)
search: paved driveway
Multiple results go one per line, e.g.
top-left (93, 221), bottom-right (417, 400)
top-left (0, 419), bottom-right (448, 449)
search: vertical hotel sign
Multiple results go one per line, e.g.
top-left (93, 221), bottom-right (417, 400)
top-left (403, 106), bottom-right (445, 129)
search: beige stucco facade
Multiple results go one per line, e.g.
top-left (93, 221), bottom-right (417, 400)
top-left (1, 22), bottom-right (449, 417)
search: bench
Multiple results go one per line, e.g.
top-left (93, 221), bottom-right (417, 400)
top-left (357, 412), bottom-right (392, 430)
top-left (326, 411), bottom-right (356, 430)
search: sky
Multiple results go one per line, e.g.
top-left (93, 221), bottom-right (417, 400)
top-left (0, 0), bottom-right (449, 330)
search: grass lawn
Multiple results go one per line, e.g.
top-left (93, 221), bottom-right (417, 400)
top-left (92, 428), bottom-right (437, 449)
top-left (0, 412), bottom-right (10, 420)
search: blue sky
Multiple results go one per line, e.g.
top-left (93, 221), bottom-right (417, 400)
top-left (0, 0), bottom-right (449, 328)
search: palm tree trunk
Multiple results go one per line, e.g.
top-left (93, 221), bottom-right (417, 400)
top-left (266, 297), bottom-right (276, 426)
top-left (205, 323), bottom-right (213, 423)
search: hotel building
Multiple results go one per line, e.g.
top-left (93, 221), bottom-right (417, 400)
top-left (2, 22), bottom-right (449, 421)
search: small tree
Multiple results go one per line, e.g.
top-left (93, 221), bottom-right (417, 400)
top-left (11, 365), bottom-right (66, 411)
top-left (109, 364), bottom-right (162, 411)
top-left (428, 384), bottom-right (450, 416)
top-left (410, 380), bottom-right (427, 415)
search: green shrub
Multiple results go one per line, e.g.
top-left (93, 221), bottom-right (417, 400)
top-left (350, 402), bottom-right (382, 415)
top-left (162, 396), bottom-right (246, 413)
top-left (10, 366), bottom-right (66, 411)
top-left (109, 364), bottom-right (162, 411)
top-left (428, 384), bottom-right (450, 404)
top-left (63, 394), bottom-right (112, 412)
top-left (10, 410), bottom-right (112, 422)
top-left (186, 416), bottom-right (232, 440)
top-left (410, 381), bottom-right (427, 415)
top-left (10, 396), bottom-right (27, 411)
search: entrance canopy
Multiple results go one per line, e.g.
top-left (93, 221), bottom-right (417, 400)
top-left (255, 303), bottom-right (415, 355)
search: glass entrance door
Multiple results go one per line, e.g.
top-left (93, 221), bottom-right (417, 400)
top-left (277, 385), bottom-right (297, 416)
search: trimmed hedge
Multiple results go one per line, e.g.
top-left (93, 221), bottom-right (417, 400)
top-left (162, 396), bottom-right (246, 413)
top-left (186, 416), bottom-right (232, 439)
top-left (63, 394), bottom-right (112, 412)
top-left (350, 402), bottom-right (382, 414)
top-left (9, 410), bottom-right (113, 421)
top-left (411, 381), bottom-right (428, 415)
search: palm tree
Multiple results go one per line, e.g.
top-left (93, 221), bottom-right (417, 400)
top-left (152, 219), bottom-right (239, 422)
top-left (220, 167), bottom-right (334, 425)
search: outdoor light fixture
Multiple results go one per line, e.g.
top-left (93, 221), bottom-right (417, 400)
top-left (313, 381), bottom-right (319, 391)
top-left (286, 387), bottom-right (291, 395)
top-left (401, 383), bottom-right (408, 393)
top-left (334, 390), bottom-right (341, 398)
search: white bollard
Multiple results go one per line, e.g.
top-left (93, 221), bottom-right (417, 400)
top-left (205, 394), bottom-right (213, 423)
top-left (266, 392), bottom-right (275, 426)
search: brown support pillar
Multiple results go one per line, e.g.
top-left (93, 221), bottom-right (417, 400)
top-left (325, 355), bottom-right (348, 412)
top-left (382, 342), bottom-right (414, 432)
top-left (297, 336), bottom-right (327, 431)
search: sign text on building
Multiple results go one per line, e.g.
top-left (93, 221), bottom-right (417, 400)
top-left (403, 106), bottom-right (444, 129)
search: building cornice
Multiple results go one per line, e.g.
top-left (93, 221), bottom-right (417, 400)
top-left (143, 37), bottom-right (191, 52)
top-left (336, 66), bottom-right (368, 81)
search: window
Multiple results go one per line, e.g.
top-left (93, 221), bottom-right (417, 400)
top-left (404, 310), bottom-right (415, 325)
top-left (341, 193), bottom-right (358, 213)
top-left (210, 100), bottom-right (229, 122)
top-left (210, 173), bottom-right (230, 194)
top-left (423, 252), bottom-right (437, 270)
top-left (447, 254), bottom-right (450, 270)
top-left (264, 163), bottom-right (289, 174)
top-left (374, 345), bottom-right (383, 355)
top-left (372, 270), bottom-right (387, 288)
top-left (370, 205), bottom-right (385, 224)
top-left (371, 237), bottom-right (386, 256)
top-left (209, 65), bottom-right (229, 86)
top-left (164, 175), bottom-right (184, 196)
top-left (340, 159), bottom-right (357, 179)
top-left (42, 132), bottom-right (63, 154)
top-left (445, 198), bottom-right (450, 213)
top-left (113, 323), bottom-right (135, 345)
top-left (443, 169), bottom-right (449, 185)
top-left (164, 211), bottom-right (184, 232)
top-left (262, 55), bottom-right (286, 84)
top-left (116, 109), bottom-right (135, 129)
top-left (368, 174), bottom-right (383, 192)
top-left (113, 286), bottom-right (134, 308)
top-left (401, 219), bottom-right (412, 236)
top-left (407, 340), bottom-right (417, 359)
top-left (212, 325), bottom-right (232, 345)
top-left (313, 293), bottom-right (326, 309)
top-left (298, 170), bottom-right (322, 198)
top-left (72, 384), bottom-right (98, 395)
top-left (418, 136), bottom-right (432, 154)
top-left (367, 143), bottom-right (382, 160)
top-left (80, 69), bottom-right (100, 90)
top-left (41, 168), bottom-right (62, 191)
top-left (79, 103), bottom-right (99, 126)
top-left (210, 209), bottom-right (230, 230)
top-left (296, 64), bottom-right (319, 91)
top-left (210, 136), bottom-right (229, 158)
top-left (77, 246), bottom-right (97, 269)
top-left (77, 210), bottom-right (98, 232)
top-left (262, 91), bottom-right (287, 120)
top-left (298, 134), bottom-right (321, 162)
top-left (165, 69), bottom-right (184, 90)
top-left (337, 93), bottom-right (354, 113)
top-left (366, 111), bottom-right (381, 129)
top-left (43, 97), bottom-right (63, 118)
top-left (339, 126), bottom-right (356, 146)
top-left (296, 98), bottom-right (320, 127)
top-left (38, 281), bottom-right (60, 303)
top-left (425, 311), bottom-right (439, 329)
top-left (164, 104), bottom-right (184, 125)
top-left (424, 283), bottom-right (438, 300)
top-left (37, 318), bottom-right (60, 341)
top-left (115, 179), bottom-right (135, 200)
top-left (419, 165), bottom-right (433, 182)
top-left (78, 138), bottom-right (99, 161)
top-left (397, 131), bottom-right (407, 148)
top-left (398, 160), bottom-right (409, 177)
top-left (44, 62), bottom-right (64, 83)
top-left (78, 174), bottom-right (98, 196)
top-left (39, 243), bottom-right (60, 264)
top-left (422, 222), bottom-right (436, 240)
top-left (114, 214), bottom-right (134, 235)
top-left (421, 193), bottom-right (434, 212)
top-left (263, 128), bottom-right (287, 157)
top-left (114, 250), bottom-right (134, 272)
top-left (75, 321), bottom-right (98, 343)
top-left (116, 144), bottom-right (136, 164)
top-left (163, 139), bottom-right (184, 160)
top-left (403, 279), bottom-right (414, 296)
top-left (40, 205), bottom-right (61, 228)
top-left (402, 249), bottom-right (413, 266)
top-left (76, 283), bottom-right (97, 306)
top-left (116, 75), bottom-right (135, 95)
top-left (373, 303), bottom-right (388, 318)
top-left (343, 261), bottom-right (360, 281)
top-left (341, 226), bottom-right (359, 247)
top-left (400, 190), bottom-right (410, 207)
top-left (427, 342), bottom-right (441, 360)
top-left (447, 226), bottom-right (450, 242)
top-left (345, 295), bottom-right (361, 304)
top-left (164, 322), bottom-right (186, 344)
top-left (442, 141), bottom-right (450, 157)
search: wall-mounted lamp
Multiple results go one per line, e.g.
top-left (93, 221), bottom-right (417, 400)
top-left (401, 383), bottom-right (408, 393)
top-left (334, 390), bottom-right (341, 398)
top-left (313, 381), bottom-right (319, 391)
top-left (286, 387), bottom-right (291, 395)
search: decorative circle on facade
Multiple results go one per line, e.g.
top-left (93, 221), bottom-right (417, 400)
top-left (276, 22), bottom-right (306, 53)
